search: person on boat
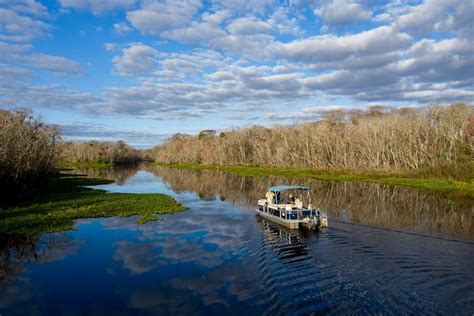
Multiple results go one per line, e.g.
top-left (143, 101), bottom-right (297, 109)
top-left (265, 191), bottom-right (275, 204)
top-left (288, 194), bottom-right (296, 204)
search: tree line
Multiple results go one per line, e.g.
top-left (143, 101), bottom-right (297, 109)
top-left (60, 140), bottom-right (142, 165)
top-left (1, 104), bottom-right (472, 203)
top-left (0, 109), bottom-right (60, 203)
top-left (146, 104), bottom-right (473, 176)
top-left (0, 108), bottom-right (142, 204)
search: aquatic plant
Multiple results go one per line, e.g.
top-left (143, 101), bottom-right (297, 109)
top-left (0, 175), bottom-right (187, 235)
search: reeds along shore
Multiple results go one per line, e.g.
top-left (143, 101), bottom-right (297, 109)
top-left (147, 104), bottom-right (473, 177)
top-left (0, 109), bottom-right (60, 201)
top-left (60, 140), bottom-right (142, 165)
top-left (0, 108), bottom-right (143, 204)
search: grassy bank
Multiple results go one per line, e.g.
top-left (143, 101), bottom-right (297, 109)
top-left (148, 162), bottom-right (474, 197)
top-left (59, 161), bottom-right (115, 169)
top-left (0, 174), bottom-right (187, 235)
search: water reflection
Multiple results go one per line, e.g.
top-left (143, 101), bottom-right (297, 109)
top-left (1, 166), bottom-right (473, 315)
top-left (0, 233), bottom-right (81, 289)
top-left (71, 165), bottom-right (140, 184)
top-left (145, 165), bottom-right (473, 240)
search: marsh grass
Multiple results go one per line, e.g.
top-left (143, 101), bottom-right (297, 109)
top-left (59, 161), bottom-right (114, 169)
top-left (149, 163), bottom-right (474, 197)
top-left (0, 175), bottom-right (187, 235)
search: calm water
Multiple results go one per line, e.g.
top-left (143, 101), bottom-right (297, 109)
top-left (1, 166), bottom-right (473, 315)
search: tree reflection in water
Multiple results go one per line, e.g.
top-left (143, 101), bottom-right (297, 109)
top-left (145, 165), bottom-right (473, 240)
top-left (69, 164), bottom-right (141, 185)
top-left (0, 233), bottom-right (81, 290)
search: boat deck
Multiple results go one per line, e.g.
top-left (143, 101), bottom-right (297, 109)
top-left (256, 208), bottom-right (302, 229)
top-left (256, 199), bottom-right (327, 230)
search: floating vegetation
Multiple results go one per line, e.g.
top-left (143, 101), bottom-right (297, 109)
top-left (0, 175), bottom-right (187, 235)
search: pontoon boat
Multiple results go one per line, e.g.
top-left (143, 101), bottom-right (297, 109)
top-left (256, 185), bottom-right (328, 230)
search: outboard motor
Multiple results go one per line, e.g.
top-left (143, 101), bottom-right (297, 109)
top-left (319, 214), bottom-right (328, 228)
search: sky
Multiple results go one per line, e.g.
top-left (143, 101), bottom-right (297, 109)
top-left (0, 0), bottom-right (472, 148)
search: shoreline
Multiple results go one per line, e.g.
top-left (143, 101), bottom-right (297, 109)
top-left (147, 162), bottom-right (473, 197)
top-left (0, 173), bottom-right (187, 235)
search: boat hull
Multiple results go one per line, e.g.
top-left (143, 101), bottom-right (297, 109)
top-left (255, 208), bottom-right (301, 229)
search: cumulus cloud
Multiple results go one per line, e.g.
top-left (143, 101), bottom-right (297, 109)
top-left (211, 33), bottom-right (278, 60)
top-left (212, 0), bottom-right (270, 15)
top-left (112, 43), bottom-right (161, 76)
top-left (5, 0), bottom-right (51, 18)
top-left (227, 16), bottom-right (272, 35)
top-left (2, 0), bottom-right (472, 134)
top-left (0, 7), bottom-right (51, 42)
top-left (0, 41), bottom-right (84, 76)
top-left (59, 0), bottom-right (136, 14)
top-left (104, 42), bottom-right (118, 51)
top-left (162, 20), bottom-right (227, 43)
top-left (279, 26), bottom-right (411, 67)
top-left (113, 22), bottom-right (132, 35)
top-left (0, 80), bottom-right (100, 109)
top-left (393, 0), bottom-right (473, 39)
top-left (126, 0), bottom-right (202, 35)
top-left (314, 0), bottom-right (372, 30)
top-left (267, 7), bottom-right (301, 35)
top-left (162, 10), bottom-right (231, 43)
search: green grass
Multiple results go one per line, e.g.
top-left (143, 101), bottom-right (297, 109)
top-left (0, 175), bottom-right (187, 235)
top-left (148, 162), bottom-right (474, 197)
top-left (59, 161), bottom-right (114, 169)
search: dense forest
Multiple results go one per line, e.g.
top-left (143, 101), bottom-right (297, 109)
top-left (147, 104), bottom-right (473, 176)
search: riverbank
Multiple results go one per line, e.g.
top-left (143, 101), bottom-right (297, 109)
top-left (0, 173), bottom-right (186, 235)
top-left (148, 162), bottom-right (474, 197)
top-left (60, 161), bottom-right (116, 169)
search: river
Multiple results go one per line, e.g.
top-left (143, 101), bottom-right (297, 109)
top-left (1, 165), bottom-right (473, 315)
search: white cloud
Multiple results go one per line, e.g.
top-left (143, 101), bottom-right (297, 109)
top-left (0, 63), bottom-right (35, 81)
top-left (393, 0), bottom-right (473, 38)
top-left (267, 7), bottom-right (301, 35)
top-left (30, 53), bottom-right (85, 75)
top-left (314, 0), bottom-right (372, 29)
top-left (279, 26), bottom-right (411, 66)
top-left (210, 33), bottom-right (278, 60)
top-left (5, 0), bottom-right (51, 18)
top-left (59, 0), bottom-right (136, 14)
top-left (2, 0), bottom-right (472, 130)
top-left (202, 10), bottom-right (232, 24)
top-left (227, 16), bottom-right (271, 35)
top-left (162, 19), bottom-right (227, 43)
top-left (212, 0), bottom-right (269, 15)
top-left (161, 11), bottom-right (231, 43)
top-left (0, 41), bottom-right (84, 75)
top-left (105, 42), bottom-right (118, 51)
top-left (126, 0), bottom-right (202, 35)
top-left (0, 7), bottom-right (51, 42)
top-left (112, 43), bottom-right (161, 76)
top-left (113, 22), bottom-right (132, 35)
top-left (298, 35), bottom-right (474, 103)
top-left (0, 80), bottom-right (100, 109)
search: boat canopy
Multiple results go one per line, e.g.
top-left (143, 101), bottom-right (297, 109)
top-left (269, 185), bottom-right (310, 192)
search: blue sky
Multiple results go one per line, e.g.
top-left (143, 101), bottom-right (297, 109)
top-left (0, 0), bottom-right (472, 148)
